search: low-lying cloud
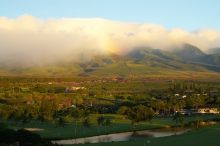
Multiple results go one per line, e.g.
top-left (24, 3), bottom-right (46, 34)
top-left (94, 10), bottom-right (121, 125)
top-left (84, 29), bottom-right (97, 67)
top-left (0, 15), bottom-right (220, 66)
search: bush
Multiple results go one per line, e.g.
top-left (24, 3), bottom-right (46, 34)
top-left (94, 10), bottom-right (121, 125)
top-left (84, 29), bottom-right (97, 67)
top-left (0, 126), bottom-right (55, 146)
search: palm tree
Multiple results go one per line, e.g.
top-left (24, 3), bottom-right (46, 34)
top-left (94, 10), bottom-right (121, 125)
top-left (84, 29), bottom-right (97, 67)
top-left (216, 96), bottom-right (220, 108)
top-left (82, 117), bottom-right (91, 137)
top-left (97, 116), bottom-right (105, 133)
top-left (173, 112), bottom-right (184, 135)
top-left (96, 116), bottom-right (112, 135)
top-left (83, 117), bottom-right (91, 128)
top-left (194, 118), bottom-right (202, 129)
top-left (104, 118), bottom-right (112, 134)
top-left (57, 116), bottom-right (65, 127)
top-left (69, 108), bottom-right (82, 139)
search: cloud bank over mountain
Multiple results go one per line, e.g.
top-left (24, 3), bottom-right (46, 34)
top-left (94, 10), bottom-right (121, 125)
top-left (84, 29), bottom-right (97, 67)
top-left (0, 15), bottom-right (220, 66)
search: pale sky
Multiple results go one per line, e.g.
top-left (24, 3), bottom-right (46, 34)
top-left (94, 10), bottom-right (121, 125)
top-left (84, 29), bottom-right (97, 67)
top-left (0, 0), bottom-right (220, 66)
top-left (1, 0), bottom-right (220, 30)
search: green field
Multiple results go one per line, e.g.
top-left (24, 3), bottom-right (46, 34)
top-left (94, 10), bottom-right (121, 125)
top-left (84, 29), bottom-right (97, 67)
top-left (71, 124), bottom-right (220, 146)
top-left (3, 114), bottom-right (219, 140)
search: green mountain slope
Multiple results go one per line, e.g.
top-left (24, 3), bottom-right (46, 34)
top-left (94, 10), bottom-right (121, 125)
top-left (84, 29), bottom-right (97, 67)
top-left (0, 44), bottom-right (220, 77)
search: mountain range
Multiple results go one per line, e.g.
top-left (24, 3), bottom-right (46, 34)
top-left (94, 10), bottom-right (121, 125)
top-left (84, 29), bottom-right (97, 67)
top-left (1, 44), bottom-right (220, 78)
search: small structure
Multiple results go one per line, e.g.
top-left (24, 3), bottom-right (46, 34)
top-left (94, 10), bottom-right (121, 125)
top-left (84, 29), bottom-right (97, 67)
top-left (197, 108), bottom-right (219, 114)
top-left (178, 109), bottom-right (195, 115)
top-left (65, 86), bottom-right (86, 92)
top-left (20, 87), bottom-right (30, 92)
top-left (182, 95), bottom-right (187, 98)
top-left (178, 108), bottom-right (219, 115)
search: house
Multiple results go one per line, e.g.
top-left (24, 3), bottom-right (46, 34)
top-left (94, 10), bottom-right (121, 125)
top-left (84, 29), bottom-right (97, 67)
top-left (71, 86), bottom-right (86, 91)
top-left (197, 108), bottom-right (219, 114)
top-left (178, 108), bottom-right (219, 115)
top-left (20, 87), bottom-right (30, 92)
top-left (65, 86), bottom-right (86, 92)
top-left (182, 95), bottom-right (187, 98)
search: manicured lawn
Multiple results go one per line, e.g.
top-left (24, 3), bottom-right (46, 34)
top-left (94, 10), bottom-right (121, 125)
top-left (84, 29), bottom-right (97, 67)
top-left (5, 120), bottom-right (162, 139)
top-left (3, 114), bottom-right (219, 140)
top-left (71, 124), bottom-right (220, 146)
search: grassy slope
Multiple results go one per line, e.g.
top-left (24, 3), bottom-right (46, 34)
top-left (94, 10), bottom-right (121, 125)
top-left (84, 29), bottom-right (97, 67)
top-left (0, 64), bottom-right (83, 77)
top-left (90, 61), bottom-right (220, 81)
top-left (0, 54), bottom-right (220, 80)
top-left (1, 46), bottom-right (220, 78)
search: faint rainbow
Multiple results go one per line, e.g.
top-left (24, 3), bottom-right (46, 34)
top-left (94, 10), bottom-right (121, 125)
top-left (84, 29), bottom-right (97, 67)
top-left (104, 37), bottom-right (121, 54)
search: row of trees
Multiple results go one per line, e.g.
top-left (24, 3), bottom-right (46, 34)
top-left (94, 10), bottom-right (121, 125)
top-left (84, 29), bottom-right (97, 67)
top-left (1, 93), bottom-right (220, 123)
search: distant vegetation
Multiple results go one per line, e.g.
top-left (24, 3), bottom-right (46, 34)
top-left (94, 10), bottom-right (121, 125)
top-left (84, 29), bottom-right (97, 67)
top-left (0, 76), bottom-right (220, 141)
